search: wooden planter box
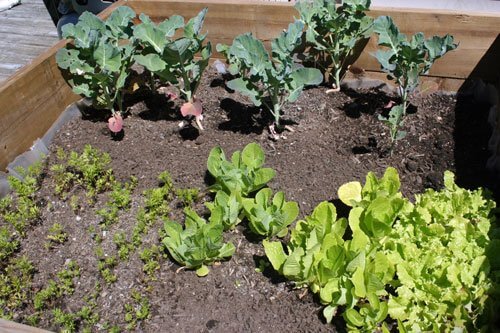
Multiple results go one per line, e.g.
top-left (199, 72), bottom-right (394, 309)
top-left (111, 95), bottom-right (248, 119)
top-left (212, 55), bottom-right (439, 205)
top-left (0, 0), bottom-right (499, 171)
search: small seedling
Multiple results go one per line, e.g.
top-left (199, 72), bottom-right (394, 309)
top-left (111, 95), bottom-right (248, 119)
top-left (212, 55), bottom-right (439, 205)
top-left (96, 247), bottom-right (118, 284)
top-left (175, 187), bottom-right (200, 207)
top-left (124, 290), bottom-right (151, 330)
top-left (113, 231), bottom-right (134, 260)
top-left (139, 245), bottom-right (161, 280)
top-left (45, 223), bottom-right (68, 249)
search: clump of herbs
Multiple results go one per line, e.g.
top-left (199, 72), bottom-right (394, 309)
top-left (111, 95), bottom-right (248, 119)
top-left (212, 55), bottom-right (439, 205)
top-left (124, 290), bottom-right (151, 330)
top-left (45, 223), bottom-right (68, 249)
top-left (50, 145), bottom-right (115, 202)
top-left (0, 162), bottom-right (43, 237)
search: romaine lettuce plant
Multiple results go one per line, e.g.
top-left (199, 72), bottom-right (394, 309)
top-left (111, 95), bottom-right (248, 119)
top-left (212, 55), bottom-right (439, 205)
top-left (295, 0), bottom-right (373, 93)
top-left (133, 9), bottom-right (211, 130)
top-left (372, 16), bottom-right (457, 150)
top-left (161, 208), bottom-right (235, 277)
top-left (56, 6), bottom-right (137, 133)
top-left (242, 188), bottom-right (299, 238)
top-left (206, 190), bottom-right (243, 231)
top-left (216, 21), bottom-right (323, 132)
top-left (207, 142), bottom-right (275, 197)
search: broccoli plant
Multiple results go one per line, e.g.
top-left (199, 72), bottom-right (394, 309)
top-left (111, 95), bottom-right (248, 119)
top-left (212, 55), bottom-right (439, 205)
top-left (295, 0), bottom-right (373, 93)
top-left (372, 16), bottom-right (457, 151)
top-left (56, 6), bottom-right (137, 133)
top-left (217, 20), bottom-right (323, 134)
top-left (133, 9), bottom-right (211, 130)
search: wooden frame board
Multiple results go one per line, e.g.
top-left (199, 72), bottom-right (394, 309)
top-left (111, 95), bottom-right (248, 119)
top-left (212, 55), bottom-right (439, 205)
top-left (0, 0), bottom-right (499, 171)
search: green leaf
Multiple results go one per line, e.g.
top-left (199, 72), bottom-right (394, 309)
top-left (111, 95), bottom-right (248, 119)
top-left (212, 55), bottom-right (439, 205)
top-left (226, 77), bottom-right (261, 106)
top-left (351, 266), bottom-right (366, 298)
top-left (195, 265), bottom-right (209, 277)
top-left (373, 16), bottom-right (405, 51)
top-left (344, 308), bottom-right (364, 327)
top-left (134, 20), bottom-right (167, 53)
top-left (134, 54), bottom-right (167, 72)
top-left (95, 42), bottom-right (122, 72)
top-left (158, 15), bottom-right (184, 37)
top-left (242, 142), bottom-right (265, 169)
top-left (263, 240), bottom-right (287, 272)
top-left (323, 305), bottom-right (337, 324)
top-left (228, 33), bottom-right (270, 74)
top-left (184, 7), bottom-right (207, 37)
top-left (338, 181), bottom-right (362, 206)
top-left (290, 67), bottom-right (324, 87)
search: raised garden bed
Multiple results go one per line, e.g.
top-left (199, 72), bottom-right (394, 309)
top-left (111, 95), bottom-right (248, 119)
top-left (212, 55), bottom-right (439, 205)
top-left (0, 0), bottom-right (500, 332)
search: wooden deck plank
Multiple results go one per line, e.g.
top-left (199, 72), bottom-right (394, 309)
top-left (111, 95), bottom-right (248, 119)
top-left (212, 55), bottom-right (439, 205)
top-left (0, 0), bottom-right (59, 84)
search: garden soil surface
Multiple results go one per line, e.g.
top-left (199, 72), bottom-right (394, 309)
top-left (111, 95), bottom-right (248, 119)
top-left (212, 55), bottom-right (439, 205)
top-left (8, 67), bottom-right (498, 332)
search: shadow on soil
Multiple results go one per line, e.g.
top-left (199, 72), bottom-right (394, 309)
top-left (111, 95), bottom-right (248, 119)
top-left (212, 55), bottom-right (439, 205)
top-left (218, 98), bottom-right (268, 134)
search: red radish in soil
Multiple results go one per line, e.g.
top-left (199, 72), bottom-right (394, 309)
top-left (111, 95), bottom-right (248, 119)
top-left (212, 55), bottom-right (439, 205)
top-left (108, 114), bottom-right (123, 133)
top-left (181, 99), bottom-right (204, 130)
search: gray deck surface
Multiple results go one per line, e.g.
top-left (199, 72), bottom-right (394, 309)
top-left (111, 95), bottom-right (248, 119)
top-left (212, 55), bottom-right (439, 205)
top-left (0, 0), bottom-right (59, 84)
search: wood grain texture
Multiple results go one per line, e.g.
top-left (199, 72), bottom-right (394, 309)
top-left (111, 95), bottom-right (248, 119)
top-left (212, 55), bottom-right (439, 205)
top-left (0, 318), bottom-right (52, 333)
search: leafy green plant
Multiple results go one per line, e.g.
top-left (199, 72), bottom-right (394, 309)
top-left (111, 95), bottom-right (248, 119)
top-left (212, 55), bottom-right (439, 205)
top-left (295, 0), bottom-right (373, 92)
top-left (0, 256), bottom-right (35, 315)
top-left (113, 231), bottom-right (134, 260)
top-left (45, 223), bottom-right (68, 249)
top-left (56, 6), bottom-right (137, 133)
top-left (0, 227), bottom-right (19, 262)
top-left (175, 187), bottom-right (200, 207)
top-left (139, 245), bottom-right (162, 280)
top-left (217, 21), bottom-right (323, 130)
top-left (53, 307), bottom-right (78, 333)
top-left (265, 167), bottom-right (498, 331)
top-left (124, 290), bottom-right (150, 330)
top-left (0, 163), bottom-right (42, 237)
top-left (384, 171), bottom-right (496, 332)
top-left (96, 180), bottom-right (134, 228)
top-left (207, 142), bottom-right (275, 197)
top-left (242, 188), bottom-right (299, 238)
top-left (34, 260), bottom-right (80, 310)
top-left (206, 190), bottom-right (243, 231)
top-left (51, 145), bottom-right (115, 201)
top-left (95, 247), bottom-right (118, 284)
top-left (372, 16), bottom-right (457, 150)
top-left (161, 208), bottom-right (235, 276)
top-left (133, 9), bottom-right (211, 130)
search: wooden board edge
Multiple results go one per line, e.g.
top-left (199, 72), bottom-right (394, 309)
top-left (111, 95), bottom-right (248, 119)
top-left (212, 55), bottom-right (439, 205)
top-left (0, 318), bottom-right (53, 333)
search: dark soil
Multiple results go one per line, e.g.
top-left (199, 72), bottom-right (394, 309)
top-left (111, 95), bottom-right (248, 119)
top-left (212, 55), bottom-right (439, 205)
top-left (3, 67), bottom-right (496, 332)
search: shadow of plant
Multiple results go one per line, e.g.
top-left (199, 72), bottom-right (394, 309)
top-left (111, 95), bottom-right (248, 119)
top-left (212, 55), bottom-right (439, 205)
top-left (218, 98), bottom-right (268, 134)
